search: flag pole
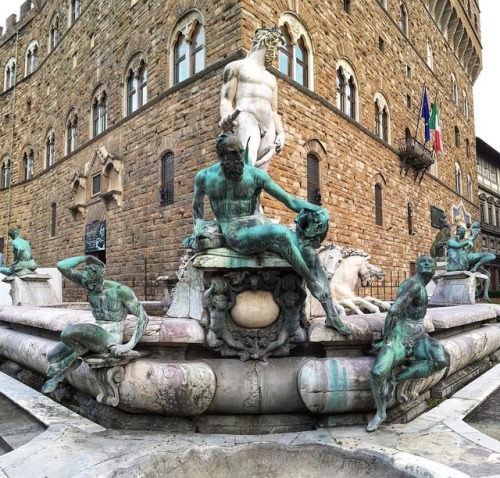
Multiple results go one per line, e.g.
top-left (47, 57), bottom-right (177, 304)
top-left (414, 82), bottom-right (426, 140)
top-left (431, 92), bottom-right (439, 150)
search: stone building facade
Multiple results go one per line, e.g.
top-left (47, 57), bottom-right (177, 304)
top-left (0, 0), bottom-right (482, 301)
top-left (477, 137), bottom-right (500, 292)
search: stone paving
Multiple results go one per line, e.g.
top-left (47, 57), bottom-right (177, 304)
top-left (0, 366), bottom-right (500, 477)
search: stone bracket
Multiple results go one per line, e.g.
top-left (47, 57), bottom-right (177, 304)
top-left (92, 365), bottom-right (125, 407)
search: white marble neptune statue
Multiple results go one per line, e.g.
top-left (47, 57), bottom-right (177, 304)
top-left (219, 28), bottom-right (286, 171)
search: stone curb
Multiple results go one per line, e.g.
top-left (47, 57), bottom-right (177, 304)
top-left (0, 372), bottom-right (104, 433)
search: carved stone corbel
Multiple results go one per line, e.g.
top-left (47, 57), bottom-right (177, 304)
top-left (92, 365), bottom-right (125, 407)
top-left (69, 172), bottom-right (87, 218)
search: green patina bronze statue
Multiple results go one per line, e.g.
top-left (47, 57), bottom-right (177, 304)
top-left (183, 133), bottom-right (352, 336)
top-left (367, 255), bottom-right (449, 432)
top-left (0, 228), bottom-right (38, 278)
top-left (42, 256), bottom-right (149, 394)
top-left (429, 215), bottom-right (451, 261)
top-left (446, 222), bottom-right (494, 300)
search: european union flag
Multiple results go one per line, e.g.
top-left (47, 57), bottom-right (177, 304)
top-left (420, 86), bottom-right (431, 143)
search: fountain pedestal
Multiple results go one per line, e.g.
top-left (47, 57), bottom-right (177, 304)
top-left (3, 274), bottom-right (60, 306)
top-left (429, 270), bottom-right (488, 306)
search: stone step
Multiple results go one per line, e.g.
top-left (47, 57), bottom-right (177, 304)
top-left (0, 394), bottom-right (45, 453)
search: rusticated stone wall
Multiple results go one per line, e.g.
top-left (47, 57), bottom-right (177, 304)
top-left (0, 0), bottom-right (481, 300)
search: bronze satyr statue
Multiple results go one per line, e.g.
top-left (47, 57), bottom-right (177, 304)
top-left (429, 216), bottom-right (451, 261)
top-left (183, 133), bottom-right (351, 336)
top-left (446, 222), bottom-right (495, 301)
top-left (367, 255), bottom-right (449, 432)
top-left (42, 256), bottom-right (149, 394)
top-left (0, 228), bottom-right (38, 278)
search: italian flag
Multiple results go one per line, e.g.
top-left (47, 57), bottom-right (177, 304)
top-left (429, 101), bottom-right (443, 153)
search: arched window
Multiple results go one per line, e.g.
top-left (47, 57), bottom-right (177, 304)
top-left (45, 129), bottom-right (56, 168)
top-left (455, 126), bottom-right (461, 147)
top-left (66, 110), bottom-right (78, 154)
top-left (467, 174), bottom-right (473, 202)
top-left (49, 14), bottom-right (59, 52)
top-left (279, 27), bottom-right (293, 77)
top-left (374, 93), bottom-right (390, 143)
top-left (307, 153), bottom-right (321, 205)
top-left (160, 152), bottom-right (175, 206)
top-left (4, 57), bottom-right (16, 91)
top-left (278, 14), bottom-right (313, 89)
top-left (336, 60), bottom-right (358, 120)
top-left (25, 41), bottom-right (39, 75)
top-left (480, 196), bottom-right (486, 222)
top-left (375, 183), bottom-right (383, 226)
top-left (174, 33), bottom-right (188, 84)
top-left (426, 39), bottom-right (433, 70)
top-left (343, 0), bottom-right (351, 14)
top-left (455, 162), bottom-right (462, 195)
top-left (23, 149), bottom-right (34, 181)
top-left (346, 77), bottom-right (356, 118)
top-left (336, 68), bottom-right (345, 112)
top-left (190, 22), bottom-right (205, 76)
top-left (171, 13), bottom-right (205, 86)
top-left (430, 148), bottom-right (438, 177)
top-left (451, 74), bottom-right (458, 104)
top-left (400, 3), bottom-right (408, 36)
top-left (70, 0), bottom-right (81, 25)
top-left (92, 87), bottom-right (107, 137)
top-left (1, 159), bottom-right (11, 189)
top-left (126, 56), bottom-right (148, 115)
top-left (463, 91), bottom-right (468, 119)
top-left (295, 37), bottom-right (309, 87)
top-left (407, 203), bottom-right (414, 235)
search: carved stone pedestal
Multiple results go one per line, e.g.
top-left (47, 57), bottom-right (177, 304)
top-left (191, 248), bottom-right (309, 361)
top-left (429, 270), bottom-right (488, 306)
top-left (3, 274), bottom-right (60, 306)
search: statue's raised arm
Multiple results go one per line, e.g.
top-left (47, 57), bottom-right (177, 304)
top-left (43, 255), bottom-right (149, 394)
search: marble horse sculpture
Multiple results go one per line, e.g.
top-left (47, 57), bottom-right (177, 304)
top-left (309, 243), bottom-right (390, 315)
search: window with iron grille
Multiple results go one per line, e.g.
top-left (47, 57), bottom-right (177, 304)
top-left (407, 203), bottom-right (413, 235)
top-left (307, 154), bottom-right (321, 206)
top-left (92, 174), bottom-right (101, 196)
top-left (375, 184), bottom-right (383, 226)
top-left (51, 203), bottom-right (57, 237)
top-left (161, 152), bottom-right (175, 206)
top-left (0, 237), bottom-right (4, 254)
